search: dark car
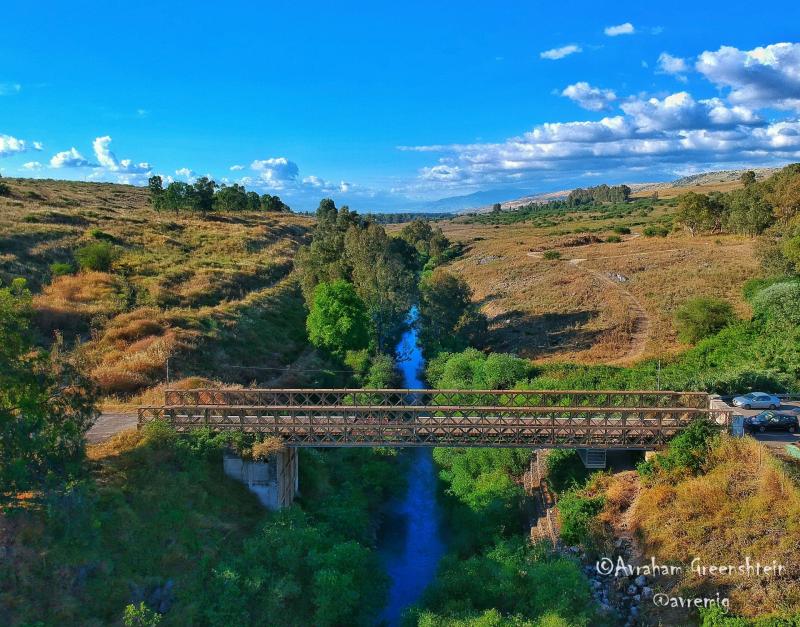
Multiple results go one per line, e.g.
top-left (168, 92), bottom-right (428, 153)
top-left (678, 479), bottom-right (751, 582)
top-left (745, 411), bottom-right (799, 433)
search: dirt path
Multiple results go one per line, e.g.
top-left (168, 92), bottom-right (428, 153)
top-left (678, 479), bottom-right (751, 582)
top-left (86, 412), bottom-right (138, 443)
top-left (567, 258), bottom-right (651, 364)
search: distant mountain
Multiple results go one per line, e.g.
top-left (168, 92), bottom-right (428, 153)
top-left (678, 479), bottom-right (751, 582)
top-left (415, 187), bottom-right (540, 213)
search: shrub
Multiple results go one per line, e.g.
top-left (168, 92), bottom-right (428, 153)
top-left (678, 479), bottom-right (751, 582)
top-left (123, 603), bottom-right (161, 627)
top-left (0, 179), bottom-right (10, 196)
top-left (558, 491), bottom-right (605, 546)
top-left (612, 226), bottom-right (631, 235)
top-left (75, 241), bottom-right (118, 272)
top-left (606, 235), bottom-right (622, 243)
top-left (751, 281), bottom-right (800, 328)
top-left (674, 297), bottom-right (736, 344)
top-left (643, 225), bottom-right (669, 237)
top-left (87, 227), bottom-right (114, 241)
top-left (543, 250), bottom-right (561, 260)
top-left (50, 261), bottom-right (75, 277)
top-left (637, 418), bottom-right (720, 480)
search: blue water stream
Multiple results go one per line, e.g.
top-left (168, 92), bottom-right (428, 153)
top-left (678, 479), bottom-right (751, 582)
top-left (377, 309), bottom-right (446, 625)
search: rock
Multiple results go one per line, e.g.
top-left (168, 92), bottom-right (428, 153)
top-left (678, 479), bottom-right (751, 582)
top-left (633, 594), bottom-right (641, 602)
top-left (641, 586), bottom-right (653, 598)
top-left (614, 538), bottom-right (624, 549)
top-left (627, 584), bottom-right (638, 596)
top-left (634, 574), bottom-right (647, 587)
top-left (630, 606), bottom-right (640, 618)
top-left (591, 579), bottom-right (602, 589)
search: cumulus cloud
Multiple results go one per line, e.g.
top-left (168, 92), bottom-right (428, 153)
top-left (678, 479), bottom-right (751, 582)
top-left (93, 136), bottom-right (152, 173)
top-left (50, 147), bottom-right (95, 168)
top-left (561, 82), bottom-right (617, 111)
top-left (620, 92), bottom-right (760, 132)
top-left (540, 45), bottom-right (582, 60)
top-left (0, 134), bottom-right (31, 157)
top-left (605, 23), bottom-right (635, 36)
top-left (696, 42), bottom-right (800, 110)
top-left (250, 157), bottom-right (300, 189)
top-left (229, 164), bottom-right (245, 171)
top-left (22, 161), bottom-right (43, 170)
top-left (657, 52), bottom-right (689, 80)
top-left (175, 167), bottom-right (196, 181)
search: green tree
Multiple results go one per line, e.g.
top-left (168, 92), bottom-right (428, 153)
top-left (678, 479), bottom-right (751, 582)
top-left (724, 186), bottom-right (774, 236)
top-left (674, 297), bottom-right (736, 344)
top-left (492, 202), bottom-right (502, 213)
top-left (765, 163), bottom-right (800, 222)
top-left (419, 269), bottom-right (486, 355)
top-left (213, 183), bottom-right (249, 212)
top-left (676, 192), bottom-right (727, 235)
top-left (740, 170), bottom-right (757, 187)
top-left (1, 279), bottom-right (98, 495)
top-left (306, 280), bottom-right (370, 356)
top-left (189, 176), bottom-right (216, 212)
top-left (147, 175), bottom-right (164, 209)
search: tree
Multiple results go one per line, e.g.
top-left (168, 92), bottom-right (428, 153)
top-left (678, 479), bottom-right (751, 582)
top-left (740, 170), bottom-right (757, 187)
top-left (674, 297), bottom-right (736, 344)
top-left (306, 280), bottom-right (370, 356)
top-left (766, 163), bottom-right (800, 222)
top-left (676, 192), bottom-right (726, 236)
top-left (419, 269), bottom-right (486, 355)
top-left (1, 279), bottom-right (98, 495)
top-left (147, 175), bottom-right (164, 209)
top-left (724, 186), bottom-right (774, 236)
top-left (189, 176), bottom-right (216, 212)
top-left (344, 222), bottom-right (415, 351)
top-left (213, 183), bottom-right (249, 212)
top-left (492, 203), bottom-right (501, 213)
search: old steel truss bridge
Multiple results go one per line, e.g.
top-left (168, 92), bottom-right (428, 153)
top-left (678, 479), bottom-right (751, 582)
top-left (138, 388), bottom-right (731, 450)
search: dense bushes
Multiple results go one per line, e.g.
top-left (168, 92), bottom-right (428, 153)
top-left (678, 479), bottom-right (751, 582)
top-left (75, 241), bottom-right (118, 271)
top-left (557, 492), bottom-right (605, 546)
top-left (427, 348), bottom-right (532, 390)
top-left (674, 297), bottom-right (736, 344)
top-left (306, 280), bottom-right (371, 356)
top-left (751, 281), bottom-right (800, 328)
top-left (0, 279), bottom-right (98, 495)
top-left (637, 418), bottom-right (720, 481)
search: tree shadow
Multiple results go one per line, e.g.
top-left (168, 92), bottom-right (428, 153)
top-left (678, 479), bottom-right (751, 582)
top-left (484, 309), bottom-right (602, 358)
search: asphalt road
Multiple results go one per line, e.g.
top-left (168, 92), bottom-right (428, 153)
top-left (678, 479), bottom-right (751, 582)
top-left (718, 400), bottom-right (800, 455)
top-left (86, 412), bottom-right (138, 444)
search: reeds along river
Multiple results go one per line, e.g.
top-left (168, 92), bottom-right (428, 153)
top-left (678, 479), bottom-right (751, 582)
top-left (377, 308), bottom-right (445, 626)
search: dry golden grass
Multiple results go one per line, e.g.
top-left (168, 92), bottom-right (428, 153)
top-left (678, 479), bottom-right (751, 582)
top-left (1, 177), bottom-right (314, 396)
top-left (251, 437), bottom-right (285, 459)
top-left (631, 180), bottom-right (745, 199)
top-left (629, 437), bottom-right (800, 617)
top-left (439, 219), bottom-right (759, 365)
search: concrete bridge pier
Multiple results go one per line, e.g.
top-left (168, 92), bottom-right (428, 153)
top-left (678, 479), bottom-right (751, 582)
top-left (577, 448), bottom-right (608, 469)
top-left (223, 447), bottom-right (298, 510)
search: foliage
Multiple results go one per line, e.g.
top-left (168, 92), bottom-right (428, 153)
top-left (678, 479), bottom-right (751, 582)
top-left (365, 353), bottom-right (397, 387)
top-left (674, 296), bottom-right (736, 344)
top-left (676, 191), bottom-right (727, 235)
top-left (412, 537), bottom-right (598, 626)
top-left (148, 175), bottom-right (290, 215)
top-left (605, 235), bottom-right (621, 243)
top-left (612, 226), bottom-right (631, 235)
top-left (542, 250), bottom-right (561, 260)
top-left (1, 279), bottom-right (98, 495)
top-left (49, 261), bottom-right (75, 276)
top-left (725, 185), bottom-right (774, 235)
top-left (751, 281), bottom-right (800, 328)
top-left (427, 348), bottom-right (532, 390)
top-left (637, 418), bottom-right (720, 481)
top-left (557, 491), bottom-right (605, 546)
top-left (567, 183), bottom-right (631, 205)
top-left (0, 177), bottom-right (10, 196)
top-left (642, 225), bottom-right (669, 237)
top-left (123, 602), bottom-right (162, 627)
top-left (418, 270), bottom-right (487, 356)
top-left (544, 449), bottom-right (591, 495)
top-left (75, 241), bottom-right (118, 271)
top-left (306, 280), bottom-right (370, 356)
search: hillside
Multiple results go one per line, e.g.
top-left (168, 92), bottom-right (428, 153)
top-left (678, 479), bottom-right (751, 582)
top-left (0, 177), bottom-right (316, 397)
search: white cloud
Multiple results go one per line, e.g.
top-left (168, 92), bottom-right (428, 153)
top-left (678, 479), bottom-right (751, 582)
top-left (250, 157), bottom-right (300, 189)
top-left (561, 82), bottom-right (617, 111)
top-left (620, 92), bottom-right (760, 132)
top-left (92, 136), bottom-right (152, 173)
top-left (22, 161), bottom-right (43, 170)
top-left (50, 147), bottom-right (94, 168)
top-left (658, 52), bottom-right (689, 80)
top-left (605, 23), bottom-right (635, 36)
top-left (696, 42), bottom-right (800, 110)
top-left (540, 44), bottom-right (582, 60)
top-left (0, 134), bottom-right (30, 157)
top-left (420, 164), bottom-right (464, 182)
top-left (175, 167), bottom-right (196, 181)
top-left (229, 164), bottom-right (245, 171)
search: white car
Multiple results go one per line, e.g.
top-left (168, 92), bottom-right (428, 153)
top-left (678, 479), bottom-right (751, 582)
top-left (731, 392), bottom-right (781, 410)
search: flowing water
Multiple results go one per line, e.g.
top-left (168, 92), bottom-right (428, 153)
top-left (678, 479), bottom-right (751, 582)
top-left (377, 308), bottom-right (445, 625)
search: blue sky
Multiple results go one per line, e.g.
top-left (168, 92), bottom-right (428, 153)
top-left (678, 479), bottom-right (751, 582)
top-left (2, 1), bottom-right (800, 211)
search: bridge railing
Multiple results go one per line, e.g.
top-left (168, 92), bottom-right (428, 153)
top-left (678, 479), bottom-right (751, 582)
top-left (163, 388), bottom-right (710, 410)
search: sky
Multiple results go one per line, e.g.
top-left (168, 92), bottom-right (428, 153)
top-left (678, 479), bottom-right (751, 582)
top-left (2, 0), bottom-right (800, 212)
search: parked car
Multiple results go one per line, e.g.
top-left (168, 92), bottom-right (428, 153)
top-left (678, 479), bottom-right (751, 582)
top-left (745, 411), bottom-right (799, 433)
top-left (731, 392), bottom-right (781, 410)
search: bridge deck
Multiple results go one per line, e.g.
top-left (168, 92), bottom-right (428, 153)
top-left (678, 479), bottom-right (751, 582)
top-left (139, 389), bottom-right (730, 450)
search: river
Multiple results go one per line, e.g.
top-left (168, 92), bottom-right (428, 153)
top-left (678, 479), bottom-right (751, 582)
top-left (377, 308), bottom-right (446, 625)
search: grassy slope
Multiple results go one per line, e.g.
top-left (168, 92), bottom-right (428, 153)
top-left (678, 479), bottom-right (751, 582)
top-left (0, 177), bottom-right (315, 396)
top-left (439, 198), bottom-right (759, 366)
top-left (601, 437), bottom-right (800, 623)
